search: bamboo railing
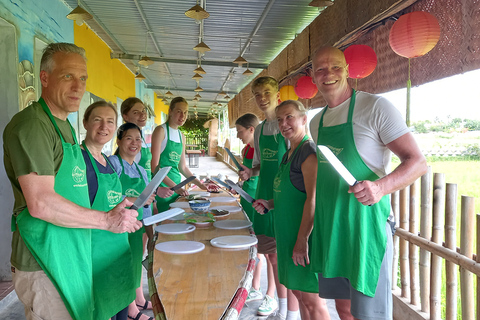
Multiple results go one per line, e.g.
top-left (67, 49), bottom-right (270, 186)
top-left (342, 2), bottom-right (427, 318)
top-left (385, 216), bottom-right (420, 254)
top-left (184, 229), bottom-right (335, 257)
top-left (392, 167), bottom-right (478, 320)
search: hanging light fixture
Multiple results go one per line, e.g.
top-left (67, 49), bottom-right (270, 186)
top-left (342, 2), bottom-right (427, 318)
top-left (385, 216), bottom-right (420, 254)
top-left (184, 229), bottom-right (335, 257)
top-left (233, 55), bottom-right (247, 66)
top-left (194, 93), bottom-right (202, 99)
top-left (192, 73), bottom-right (203, 80)
top-left (165, 90), bottom-right (174, 98)
top-left (135, 72), bottom-right (146, 81)
top-left (308, 0), bottom-right (334, 7)
top-left (218, 90), bottom-right (226, 96)
top-left (193, 41), bottom-right (211, 53)
top-left (162, 97), bottom-right (168, 104)
top-left (185, 3), bottom-right (210, 21)
top-left (66, 5), bottom-right (93, 26)
top-left (138, 56), bottom-right (154, 66)
top-left (192, 97), bottom-right (199, 102)
top-left (194, 86), bottom-right (204, 92)
top-left (224, 94), bottom-right (231, 101)
top-left (243, 68), bottom-right (253, 76)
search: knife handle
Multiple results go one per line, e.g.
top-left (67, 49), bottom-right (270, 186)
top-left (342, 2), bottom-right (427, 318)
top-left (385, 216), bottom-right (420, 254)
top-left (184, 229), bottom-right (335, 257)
top-left (263, 207), bottom-right (269, 214)
top-left (130, 205), bottom-right (138, 211)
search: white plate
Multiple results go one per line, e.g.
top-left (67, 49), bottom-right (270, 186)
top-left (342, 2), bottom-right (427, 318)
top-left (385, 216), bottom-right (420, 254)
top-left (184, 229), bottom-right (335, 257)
top-left (213, 220), bottom-right (252, 230)
top-left (210, 235), bottom-right (258, 249)
top-left (155, 224), bottom-right (196, 235)
top-left (143, 208), bottom-right (185, 226)
top-left (188, 191), bottom-right (210, 197)
top-left (210, 205), bottom-right (242, 213)
top-left (169, 202), bottom-right (190, 208)
top-left (155, 240), bottom-right (205, 254)
top-left (210, 196), bottom-right (236, 203)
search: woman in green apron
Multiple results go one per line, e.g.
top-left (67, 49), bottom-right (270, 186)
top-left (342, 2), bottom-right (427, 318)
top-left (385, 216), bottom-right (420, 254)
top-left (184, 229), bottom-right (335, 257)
top-left (109, 123), bottom-right (159, 320)
top-left (234, 113), bottom-right (277, 304)
top-left (81, 101), bottom-right (135, 320)
top-left (121, 97), bottom-right (153, 180)
top-left (253, 100), bottom-right (330, 320)
top-left (151, 97), bottom-right (218, 212)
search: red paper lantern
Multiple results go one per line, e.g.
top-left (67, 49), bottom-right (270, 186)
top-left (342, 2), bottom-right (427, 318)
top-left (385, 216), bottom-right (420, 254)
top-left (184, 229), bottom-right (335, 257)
top-left (294, 76), bottom-right (318, 99)
top-left (389, 11), bottom-right (440, 58)
top-left (343, 45), bottom-right (377, 79)
top-left (279, 85), bottom-right (298, 101)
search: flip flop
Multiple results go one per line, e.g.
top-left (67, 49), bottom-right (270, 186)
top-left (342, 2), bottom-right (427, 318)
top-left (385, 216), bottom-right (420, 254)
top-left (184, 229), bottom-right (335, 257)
top-left (136, 300), bottom-right (152, 310)
top-left (128, 312), bottom-right (153, 320)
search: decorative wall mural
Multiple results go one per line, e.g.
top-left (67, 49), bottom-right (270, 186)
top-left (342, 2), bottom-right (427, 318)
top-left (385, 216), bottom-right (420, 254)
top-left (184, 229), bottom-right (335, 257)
top-left (18, 60), bottom-right (36, 110)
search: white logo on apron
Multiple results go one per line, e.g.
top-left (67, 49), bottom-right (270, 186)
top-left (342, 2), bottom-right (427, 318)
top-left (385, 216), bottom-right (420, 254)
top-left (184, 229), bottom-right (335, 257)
top-left (262, 148), bottom-right (278, 160)
top-left (107, 190), bottom-right (122, 205)
top-left (72, 166), bottom-right (85, 183)
top-left (125, 188), bottom-right (141, 197)
top-left (169, 151), bottom-right (181, 162)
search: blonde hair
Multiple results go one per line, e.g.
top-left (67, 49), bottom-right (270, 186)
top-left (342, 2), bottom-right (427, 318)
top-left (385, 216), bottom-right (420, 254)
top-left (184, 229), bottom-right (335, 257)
top-left (251, 76), bottom-right (279, 93)
top-left (276, 100), bottom-right (310, 136)
top-left (167, 97), bottom-right (188, 122)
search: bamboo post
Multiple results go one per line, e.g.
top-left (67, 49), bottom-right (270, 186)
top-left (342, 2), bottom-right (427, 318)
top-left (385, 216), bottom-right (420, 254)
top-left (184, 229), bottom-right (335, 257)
top-left (444, 183), bottom-right (457, 320)
top-left (399, 186), bottom-right (410, 299)
top-left (419, 167), bottom-right (432, 313)
top-left (460, 196), bottom-right (475, 320)
top-left (476, 213), bottom-right (480, 320)
top-left (430, 173), bottom-right (445, 320)
top-left (409, 179), bottom-right (419, 306)
top-left (391, 190), bottom-right (400, 288)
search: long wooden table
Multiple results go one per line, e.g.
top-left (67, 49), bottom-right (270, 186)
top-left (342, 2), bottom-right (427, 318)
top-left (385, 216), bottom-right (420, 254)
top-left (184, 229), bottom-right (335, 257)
top-left (149, 191), bottom-right (256, 320)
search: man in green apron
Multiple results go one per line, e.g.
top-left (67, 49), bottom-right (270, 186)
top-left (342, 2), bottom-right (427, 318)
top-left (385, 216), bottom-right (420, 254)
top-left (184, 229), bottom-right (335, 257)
top-left (309, 46), bottom-right (427, 320)
top-left (239, 77), bottom-right (299, 319)
top-left (3, 43), bottom-right (142, 320)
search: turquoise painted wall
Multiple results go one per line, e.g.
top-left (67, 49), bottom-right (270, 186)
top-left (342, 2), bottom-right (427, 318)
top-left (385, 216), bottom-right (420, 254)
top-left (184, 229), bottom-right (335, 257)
top-left (0, 0), bottom-right (74, 63)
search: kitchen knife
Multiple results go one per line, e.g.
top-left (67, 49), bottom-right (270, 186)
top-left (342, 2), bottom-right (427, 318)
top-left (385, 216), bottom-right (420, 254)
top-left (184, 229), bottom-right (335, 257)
top-left (317, 145), bottom-right (357, 186)
top-left (143, 208), bottom-right (185, 226)
top-left (170, 176), bottom-right (196, 191)
top-left (225, 179), bottom-right (268, 214)
top-left (211, 177), bottom-right (232, 190)
top-left (225, 147), bottom-right (244, 171)
top-left (131, 166), bottom-right (171, 211)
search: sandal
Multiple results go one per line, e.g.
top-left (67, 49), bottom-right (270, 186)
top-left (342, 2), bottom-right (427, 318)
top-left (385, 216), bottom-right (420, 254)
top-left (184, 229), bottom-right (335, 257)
top-left (136, 300), bottom-right (152, 310)
top-left (128, 311), bottom-right (153, 320)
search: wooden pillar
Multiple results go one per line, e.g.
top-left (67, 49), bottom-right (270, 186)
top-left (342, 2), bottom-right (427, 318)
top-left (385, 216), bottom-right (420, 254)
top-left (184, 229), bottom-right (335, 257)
top-left (444, 183), bottom-right (457, 320)
top-left (419, 167), bottom-right (432, 313)
top-left (430, 173), bottom-right (444, 320)
top-left (460, 196), bottom-right (475, 320)
top-left (391, 190), bottom-right (400, 289)
top-left (399, 186), bottom-right (410, 299)
top-left (409, 179), bottom-right (419, 306)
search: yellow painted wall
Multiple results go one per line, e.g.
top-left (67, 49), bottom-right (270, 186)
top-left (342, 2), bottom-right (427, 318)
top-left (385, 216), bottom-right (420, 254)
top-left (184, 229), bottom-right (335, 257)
top-left (73, 24), bottom-right (135, 102)
top-left (154, 94), bottom-right (169, 125)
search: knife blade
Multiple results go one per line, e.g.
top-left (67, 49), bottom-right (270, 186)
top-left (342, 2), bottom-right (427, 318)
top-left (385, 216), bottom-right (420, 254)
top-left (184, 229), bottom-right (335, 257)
top-left (143, 208), bottom-right (185, 226)
top-left (211, 177), bottom-right (232, 190)
top-left (170, 176), bottom-right (196, 191)
top-left (225, 179), bottom-right (268, 214)
top-left (131, 166), bottom-right (171, 211)
top-left (225, 147), bottom-right (244, 171)
top-left (317, 145), bottom-right (357, 186)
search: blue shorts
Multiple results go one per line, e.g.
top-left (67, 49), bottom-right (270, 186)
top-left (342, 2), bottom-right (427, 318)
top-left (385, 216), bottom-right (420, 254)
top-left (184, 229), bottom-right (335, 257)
top-left (318, 223), bottom-right (393, 320)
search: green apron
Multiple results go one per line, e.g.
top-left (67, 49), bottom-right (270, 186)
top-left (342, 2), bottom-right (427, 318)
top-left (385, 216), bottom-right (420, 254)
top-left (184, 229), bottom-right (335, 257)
top-left (117, 155), bottom-right (146, 288)
top-left (83, 143), bottom-right (136, 319)
top-left (273, 136), bottom-right (318, 293)
top-left (14, 98), bottom-right (94, 320)
top-left (253, 121), bottom-right (287, 237)
top-left (139, 137), bottom-right (152, 180)
top-left (311, 90), bottom-right (390, 297)
top-left (155, 123), bottom-right (182, 212)
top-left (240, 144), bottom-right (258, 222)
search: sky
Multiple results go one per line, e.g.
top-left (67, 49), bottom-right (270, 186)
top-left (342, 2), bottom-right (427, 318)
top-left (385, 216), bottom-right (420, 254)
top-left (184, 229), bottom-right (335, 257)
top-left (307, 68), bottom-right (480, 123)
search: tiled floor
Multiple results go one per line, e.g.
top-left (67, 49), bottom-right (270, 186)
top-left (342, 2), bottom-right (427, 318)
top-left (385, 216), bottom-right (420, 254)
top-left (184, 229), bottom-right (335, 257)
top-left (0, 281), bottom-right (14, 301)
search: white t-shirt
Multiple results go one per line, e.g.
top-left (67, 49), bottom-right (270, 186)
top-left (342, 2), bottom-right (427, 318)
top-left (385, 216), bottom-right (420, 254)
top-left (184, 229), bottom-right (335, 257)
top-left (252, 119), bottom-right (290, 168)
top-left (310, 91), bottom-right (410, 178)
top-left (158, 123), bottom-right (182, 154)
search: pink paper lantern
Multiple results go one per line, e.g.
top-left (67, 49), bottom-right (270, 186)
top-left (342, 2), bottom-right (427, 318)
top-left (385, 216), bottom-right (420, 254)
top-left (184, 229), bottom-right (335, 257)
top-left (344, 45), bottom-right (377, 79)
top-left (389, 11), bottom-right (441, 58)
top-left (294, 75), bottom-right (318, 99)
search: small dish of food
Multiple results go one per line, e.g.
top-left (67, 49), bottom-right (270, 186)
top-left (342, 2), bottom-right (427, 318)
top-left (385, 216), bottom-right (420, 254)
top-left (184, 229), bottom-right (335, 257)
top-left (189, 199), bottom-right (211, 212)
top-left (185, 213), bottom-right (215, 228)
top-left (209, 209), bottom-right (230, 220)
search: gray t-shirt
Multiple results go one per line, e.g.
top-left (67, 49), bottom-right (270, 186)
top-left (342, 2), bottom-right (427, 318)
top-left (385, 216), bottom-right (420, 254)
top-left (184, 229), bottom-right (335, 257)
top-left (280, 139), bottom-right (317, 193)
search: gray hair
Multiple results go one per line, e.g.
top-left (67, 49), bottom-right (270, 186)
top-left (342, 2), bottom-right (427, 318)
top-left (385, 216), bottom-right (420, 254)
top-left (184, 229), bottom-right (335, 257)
top-left (40, 43), bottom-right (87, 73)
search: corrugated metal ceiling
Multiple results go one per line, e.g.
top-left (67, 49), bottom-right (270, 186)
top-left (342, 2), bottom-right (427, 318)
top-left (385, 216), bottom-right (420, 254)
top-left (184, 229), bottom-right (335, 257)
top-left (62, 0), bottom-right (327, 115)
